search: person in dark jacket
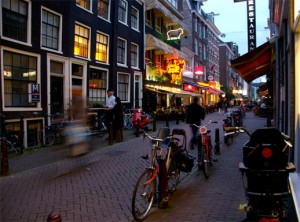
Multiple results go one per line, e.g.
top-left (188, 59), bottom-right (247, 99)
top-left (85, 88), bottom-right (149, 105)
top-left (186, 97), bottom-right (206, 150)
top-left (113, 97), bottom-right (124, 142)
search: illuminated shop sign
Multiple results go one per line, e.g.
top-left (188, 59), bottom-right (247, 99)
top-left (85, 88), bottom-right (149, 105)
top-left (194, 66), bottom-right (204, 76)
top-left (183, 84), bottom-right (195, 92)
top-left (167, 28), bottom-right (184, 40)
top-left (247, 0), bottom-right (256, 51)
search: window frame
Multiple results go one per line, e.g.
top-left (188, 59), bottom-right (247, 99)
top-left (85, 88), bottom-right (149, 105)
top-left (88, 67), bottom-right (108, 107)
top-left (40, 7), bottom-right (62, 53)
top-left (130, 42), bottom-right (139, 69)
top-left (117, 72), bottom-right (130, 102)
top-left (95, 31), bottom-right (109, 64)
top-left (74, 22), bottom-right (91, 60)
top-left (1, 47), bottom-right (41, 111)
top-left (76, 0), bottom-right (92, 12)
top-left (118, 0), bottom-right (128, 25)
top-left (1, 0), bottom-right (32, 46)
top-left (97, 0), bottom-right (111, 22)
top-left (117, 37), bottom-right (127, 67)
top-left (131, 6), bottom-right (139, 31)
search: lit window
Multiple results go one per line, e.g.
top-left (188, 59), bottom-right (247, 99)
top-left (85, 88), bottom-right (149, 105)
top-left (117, 38), bottom-right (127, 66)
top-left (118, 73), bottom-right (130, 102)
top-left (131, 43), bottom-right (138, 68)
top-left (131, 7), bottom-right (139, 30)
top-left (74, 23), bottom-right (90, 58)
top-left (98, 0), bottom-right (110, 20)
top-left (89, 69), bottom-right (107, 107)
top-left (96, 32), bottom-right (109, 63)
top-left (41, 8), bottom-right (61, 51)
top-left (3, 50), bottom-right (38, 107)
top-left (118, 0), bottom-right (127, 24)
top-left (2, 0), bottom-right (28, 42)
top-left (76, 0), bottom-right (91, 10)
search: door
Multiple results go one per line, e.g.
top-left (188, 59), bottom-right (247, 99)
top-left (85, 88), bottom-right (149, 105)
top-left (50, 76), bottom-right (64, 115)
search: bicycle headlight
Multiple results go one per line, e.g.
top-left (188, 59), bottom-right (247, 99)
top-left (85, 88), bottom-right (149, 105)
top-left (199, 127), bottom-right (207, 134)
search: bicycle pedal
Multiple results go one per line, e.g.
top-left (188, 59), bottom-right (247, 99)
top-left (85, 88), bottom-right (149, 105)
top-left (141, 154), bottom-right (150, 160)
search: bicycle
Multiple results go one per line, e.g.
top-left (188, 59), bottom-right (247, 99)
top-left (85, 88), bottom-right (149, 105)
top-left (40, 113), bottom-right (70, 146)
top-left (89, 114), bottom-right (107, 137)
top-left (0, 132), bottom-right (20, 154)
top-left (131, 127), bottom-right (189, 221)
top-left (192, 120), bottom-right (218, 179)
top-left (123, 110), bottom-right (133, 130)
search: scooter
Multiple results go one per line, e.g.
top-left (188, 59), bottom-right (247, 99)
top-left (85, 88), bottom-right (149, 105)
top-left (233, 127), bottom-right (296, 222)
top-left (132, 108), bottom-right (151, 136)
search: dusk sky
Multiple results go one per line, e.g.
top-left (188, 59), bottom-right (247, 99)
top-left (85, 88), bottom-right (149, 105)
top-left (202, 0), bottom-right (270, 55)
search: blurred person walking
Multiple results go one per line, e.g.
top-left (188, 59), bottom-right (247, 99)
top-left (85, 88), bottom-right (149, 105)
top-left (186, 97), bottom-right (206, 150)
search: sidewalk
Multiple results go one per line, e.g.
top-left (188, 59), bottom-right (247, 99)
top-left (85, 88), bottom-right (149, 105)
top-left (0, 110), bottom-right (297, 222)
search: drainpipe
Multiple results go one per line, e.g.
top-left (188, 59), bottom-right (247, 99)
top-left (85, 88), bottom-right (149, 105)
top-left (275, 37), bottom-right (280, 129)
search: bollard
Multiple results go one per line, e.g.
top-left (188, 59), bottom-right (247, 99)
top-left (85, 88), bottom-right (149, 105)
top-left (166, 114), bottom-right (169, 127)
top-left (19, 115), bottom-right (24, 154)
top-left (1, 137), bottom-right (9, 176)
top-left (109, 122), bottom-right (114, 145)
top-left (157, 158), bottom-right (168, 209)
top-left (152, 115), bottom-right (156, 132)
top-left (47, 212), bottom-right (62, 222)
top-left (176, 112), bottom-right (179, 125)
top-left (214, 128), bottom-right (220, 155)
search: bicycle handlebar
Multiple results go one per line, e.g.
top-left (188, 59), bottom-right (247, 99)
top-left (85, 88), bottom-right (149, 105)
top-left (223, 126), bottom-right (251, 136)
top-left (191, 120), bottom-right (218, 128)
top-left (143, 132), bottom-right (172, 143)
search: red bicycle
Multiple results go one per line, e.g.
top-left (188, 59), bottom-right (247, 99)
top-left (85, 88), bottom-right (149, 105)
top-left (192, 120), bottom-right (218, 179)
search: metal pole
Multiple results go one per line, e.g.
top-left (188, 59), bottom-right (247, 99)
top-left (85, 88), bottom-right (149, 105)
top-left (1, 137), bottom-right (9, 176)
top-left (157, 158), bottom-right (168, 209)
top-left (214, 128), bottom-right (220, 155)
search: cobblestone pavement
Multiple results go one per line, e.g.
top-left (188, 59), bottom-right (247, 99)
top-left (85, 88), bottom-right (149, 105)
top-left (0, 110), bottom-right (296, 222)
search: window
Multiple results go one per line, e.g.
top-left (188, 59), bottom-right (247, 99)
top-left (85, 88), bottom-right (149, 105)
top-left (118, 0), bottom-right (127, 24)
top-left (96, 32), bottom-right (109, 63)
top-left (167, 0), bottom-right (178, 9)
top-left (117, 38), bottom-right (127, 66)
top-left (131, 7), bottom-right (139, 31)
top-left (2, 0), bottom-right (29, 42)
top-left (118, 73), bottom-right (129, 101)
top-left (41, 8), bottom-right (61, 51)
top-left (131, 43), bottom-right (138, 68)
top-left (145, 10), bottom-right (152, 27)
top-left (89, 69), bottom-right (107, 106)
top-left (74, 23), bottom-right (90, 58)
top-left (76, 0), bottom-right (91, 11)
top-left (194, 38), bottom-right (198, 55)
top-left (98, 0), bottom-right (110, 20)
top-left (155, 17), bottom-right (162, 33)
top-left (3, 50), bottom-right (38, 107)
top-left (193, 18), bottom-right (197, 32)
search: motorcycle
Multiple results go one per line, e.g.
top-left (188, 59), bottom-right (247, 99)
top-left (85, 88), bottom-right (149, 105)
top-left (235, 127), bottom-right (296, 222)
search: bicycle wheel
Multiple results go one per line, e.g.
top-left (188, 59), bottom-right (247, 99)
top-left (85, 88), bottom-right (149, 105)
top-left (95, 122), bottom-right (107, 138)
top-left (41, 126), bottom-right (55, 146)
top-left (132, 168), bottom-right (156, 222)
top-left (167, 157), bottom-right (180, 193)
top-left (200, 145), bottom-right (210, 179)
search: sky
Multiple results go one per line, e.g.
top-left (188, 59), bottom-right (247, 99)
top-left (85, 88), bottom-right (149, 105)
top-left (202, 0), bottom-right (270, 55)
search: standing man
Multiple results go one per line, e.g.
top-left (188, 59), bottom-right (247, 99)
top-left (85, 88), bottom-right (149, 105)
top-left (186, 97), bottom-right (206, 150)
top-left (104, 89), bottom-right (116, 139)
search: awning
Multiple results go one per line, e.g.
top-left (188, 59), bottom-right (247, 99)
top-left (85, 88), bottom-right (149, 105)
top-left (183, 81), bottom-right (209, 90)
top-left (229, 41), bottom-right (274, 83)
top-left (175, 89), bottom-right (202, 98)
top-left (146, 34), bottom-right (173, 55)
top-left (146, 34), bottom-right (188, 60)
top-left (208, 87), bottom-right (225, 95)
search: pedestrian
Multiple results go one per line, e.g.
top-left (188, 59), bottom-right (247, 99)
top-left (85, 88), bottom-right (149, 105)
top-left (104, 89), bottom-right (116, 140)
top-left (113, 97), bottom-right (124, 142)
top-left (186, 97), bottom-right (206, 150)
top-left (223, 97), bottom-right (228, 113)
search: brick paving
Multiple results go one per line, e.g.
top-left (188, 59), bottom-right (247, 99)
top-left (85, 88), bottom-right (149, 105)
top-left (0, 110), bottom-right (296, 222)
